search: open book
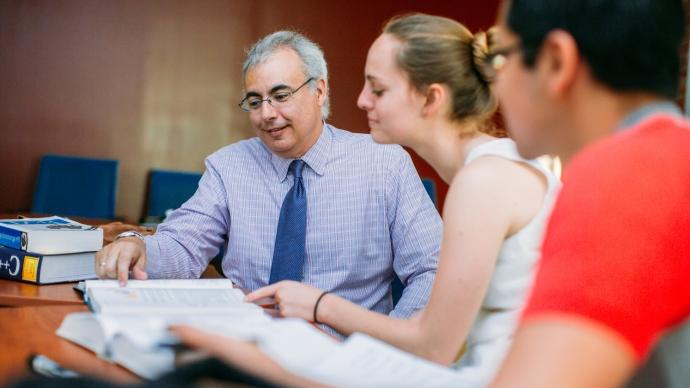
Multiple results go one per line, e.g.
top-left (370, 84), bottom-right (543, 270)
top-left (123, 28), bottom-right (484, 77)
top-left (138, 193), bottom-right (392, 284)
top-left (81, 279), bottom-right (253, 314)
top-left (57, 279), bottom-right (269, 379)
top-left (60, 279), bottom-right (463, 385)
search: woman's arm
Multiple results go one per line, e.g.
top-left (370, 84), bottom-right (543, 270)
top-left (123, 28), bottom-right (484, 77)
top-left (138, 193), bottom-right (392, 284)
top-left (170, 325), bottom-right (326, 388)
top-left (491, 316), bottom-right (636, 388)
top-left (246, 156), bottom-right (546, 365)
top-left (400, 156), bottom-right (546, 363)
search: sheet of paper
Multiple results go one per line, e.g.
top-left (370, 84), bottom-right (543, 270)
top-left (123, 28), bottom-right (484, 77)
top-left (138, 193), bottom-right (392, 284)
top-left (272, 332), bottom-right (462, 387)
top-left (253, 319), bottom-right (341, 368)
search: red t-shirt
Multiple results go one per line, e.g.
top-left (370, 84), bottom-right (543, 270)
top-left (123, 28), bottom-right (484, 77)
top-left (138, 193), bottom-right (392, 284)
top-left (522, 113), bottom-right (690, 359)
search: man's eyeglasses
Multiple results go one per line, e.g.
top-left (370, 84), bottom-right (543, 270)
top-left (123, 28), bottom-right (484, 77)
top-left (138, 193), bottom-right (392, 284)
top-left (483, 43), bottom-right (521, 73)
top-left (239, 77), bottom-right (315, 112)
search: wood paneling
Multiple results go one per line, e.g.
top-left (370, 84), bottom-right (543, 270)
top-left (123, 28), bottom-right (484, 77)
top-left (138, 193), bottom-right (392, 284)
top-left (0, 0), bottom-right (499, 220)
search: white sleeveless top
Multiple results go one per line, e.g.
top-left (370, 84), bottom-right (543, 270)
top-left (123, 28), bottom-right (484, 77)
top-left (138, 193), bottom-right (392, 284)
top-left (450, 138), bottom-right (561, 386)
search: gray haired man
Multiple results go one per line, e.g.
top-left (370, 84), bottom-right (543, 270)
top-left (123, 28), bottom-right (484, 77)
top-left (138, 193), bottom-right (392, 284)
top-left (96, 31), bottom-right (441, 323)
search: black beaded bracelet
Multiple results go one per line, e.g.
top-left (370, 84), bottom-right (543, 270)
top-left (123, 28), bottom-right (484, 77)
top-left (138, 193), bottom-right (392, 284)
top-left (313, 291), bottom-right (330, 324)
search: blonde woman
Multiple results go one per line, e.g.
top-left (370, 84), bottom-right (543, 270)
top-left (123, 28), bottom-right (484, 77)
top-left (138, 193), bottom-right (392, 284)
top-left (174, 13), bottom-right (560, 387)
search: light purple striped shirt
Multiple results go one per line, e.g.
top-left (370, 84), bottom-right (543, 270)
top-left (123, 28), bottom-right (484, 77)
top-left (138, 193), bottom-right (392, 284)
top-left (145, 124), bottom-right (441, 318)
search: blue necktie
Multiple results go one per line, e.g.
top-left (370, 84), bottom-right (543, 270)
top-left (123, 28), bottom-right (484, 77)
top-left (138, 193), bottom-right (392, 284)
top-left (269, 159), bottom-right (307, 284)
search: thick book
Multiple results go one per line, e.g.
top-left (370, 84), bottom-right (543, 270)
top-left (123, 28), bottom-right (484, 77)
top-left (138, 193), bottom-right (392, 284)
top-left (59, 313), bottom-right (461, 385)
top-left (57, 279), bottom-right (269, 379)
top-left (0, 245), bottom-right (97, 284)
top-left (60, 279), bottom-right (464, 385)
top-left (0, 216), bottom-right (103, 254)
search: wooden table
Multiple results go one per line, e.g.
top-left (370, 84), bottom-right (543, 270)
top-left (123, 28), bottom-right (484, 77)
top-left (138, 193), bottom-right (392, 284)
top-left (0, 305), bottom-right (139, 385)
top-left (0, 280), bottom-right (83, 306)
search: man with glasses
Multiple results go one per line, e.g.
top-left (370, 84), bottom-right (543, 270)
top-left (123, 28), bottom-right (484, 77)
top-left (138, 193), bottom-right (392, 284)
top-left (96, 31), bottom-right (441, 324)
top-left (490, 0), bottom-right (690, 387)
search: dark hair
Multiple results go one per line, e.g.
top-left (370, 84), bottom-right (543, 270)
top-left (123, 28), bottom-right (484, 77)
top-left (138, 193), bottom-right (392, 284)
top-left (506, 0), bottom-right (686, 99)
top-left (384, 13), bottom-right (503, 136)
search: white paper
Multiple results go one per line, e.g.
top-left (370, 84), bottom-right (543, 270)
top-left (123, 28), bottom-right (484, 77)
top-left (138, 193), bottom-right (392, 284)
top-left (267, 332), bottom-right (462, 387)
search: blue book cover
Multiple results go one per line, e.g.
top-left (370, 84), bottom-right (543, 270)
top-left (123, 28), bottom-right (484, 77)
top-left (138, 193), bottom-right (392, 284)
top-left (0, 245), bottom-right (97, 284)
top-left (0, 223), bottom-right (24, 251)
top-left (0, 245), bottom-right (45, 283)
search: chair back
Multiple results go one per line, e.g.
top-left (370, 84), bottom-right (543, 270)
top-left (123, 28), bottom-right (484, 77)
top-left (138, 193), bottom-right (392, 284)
top-left (144, 169), bottom-right (202, 220)
top-left (31, 154), bottom-right (119, 219)
top-left (421, 177), bottom-right (437, 206)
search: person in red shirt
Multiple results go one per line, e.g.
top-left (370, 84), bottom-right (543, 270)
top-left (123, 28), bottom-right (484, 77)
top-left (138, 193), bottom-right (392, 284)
top-left (490, 0), bottom-right (690, 387)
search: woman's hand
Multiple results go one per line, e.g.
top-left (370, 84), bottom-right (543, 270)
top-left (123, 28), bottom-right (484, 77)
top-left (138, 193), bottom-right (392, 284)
top-left (169, 325), bottom-right (324, 387)
top-left (245, 281), bottom-right (325, 321)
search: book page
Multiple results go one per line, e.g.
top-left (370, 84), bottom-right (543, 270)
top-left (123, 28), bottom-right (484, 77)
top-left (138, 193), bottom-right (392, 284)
top-left (88, 286), bottom-right (253, 314)
top-left (251, 319), bottom-right (341, 367)
top-left (83, 279), bottom-right (235, 302)
top-left (56, 313), bottom-right (109, 354)
top-left (57, 312), bottom-right (177, 379)
top-left (277, 332), bottom-right (462, 387)
top-left (84, 278), bottom-right (234, 290)
top-left (160, 316), bottom-right (461, 387)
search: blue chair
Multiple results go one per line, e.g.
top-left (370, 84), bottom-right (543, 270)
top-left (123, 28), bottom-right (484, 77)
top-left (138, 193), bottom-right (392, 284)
top-left (421, 177), bottom-right (437, 207)
top-left (143, 169), bottom-right (202, 221)
top-left (392, 275), bottom-right (406, 306)
top-left (31, 154), bottom-right (119, 219)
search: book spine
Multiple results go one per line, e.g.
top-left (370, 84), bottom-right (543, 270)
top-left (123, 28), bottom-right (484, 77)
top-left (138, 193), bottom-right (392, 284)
top-left (0, 246), bottom-right (43, 283)
top-left (0, 225), bottom-right (24, 251)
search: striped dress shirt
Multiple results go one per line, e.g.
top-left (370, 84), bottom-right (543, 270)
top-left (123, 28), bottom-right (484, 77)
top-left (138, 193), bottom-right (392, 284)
top-left (145, 123), bottom-right (442, 318)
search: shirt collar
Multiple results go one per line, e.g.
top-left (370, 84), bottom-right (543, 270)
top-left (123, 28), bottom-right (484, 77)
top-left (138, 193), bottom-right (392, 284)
top-left (269, 122), bottom-right (332, 182)
top-left (618, 101), bottom-right (683, 131)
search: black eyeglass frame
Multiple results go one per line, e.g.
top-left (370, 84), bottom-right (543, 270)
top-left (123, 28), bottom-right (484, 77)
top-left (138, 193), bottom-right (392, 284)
top-left (238, 77), bottom-right (315, 112)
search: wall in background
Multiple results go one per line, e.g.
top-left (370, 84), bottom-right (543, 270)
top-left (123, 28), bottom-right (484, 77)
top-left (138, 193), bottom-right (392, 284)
top-left (0, 0), bottom-right (499, 221)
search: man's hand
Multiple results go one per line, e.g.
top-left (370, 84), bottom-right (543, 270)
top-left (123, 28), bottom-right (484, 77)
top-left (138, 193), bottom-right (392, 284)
top-left (95, 237), bottom-right (148, 286)
top-left (245, 281), bottom-right (324, 321)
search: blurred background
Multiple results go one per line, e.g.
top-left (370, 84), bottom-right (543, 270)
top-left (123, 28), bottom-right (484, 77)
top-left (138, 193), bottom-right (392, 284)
top-left (0, 0), bottom-right (687, 222)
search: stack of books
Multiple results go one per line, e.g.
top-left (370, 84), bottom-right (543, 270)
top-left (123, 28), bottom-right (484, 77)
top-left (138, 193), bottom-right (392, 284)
top-left (0, 216), bottom-right (103, 284)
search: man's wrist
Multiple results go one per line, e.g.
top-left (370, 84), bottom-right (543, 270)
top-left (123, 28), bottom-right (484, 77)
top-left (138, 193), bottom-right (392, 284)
top-left (115, 230), bottom-right (146, 243)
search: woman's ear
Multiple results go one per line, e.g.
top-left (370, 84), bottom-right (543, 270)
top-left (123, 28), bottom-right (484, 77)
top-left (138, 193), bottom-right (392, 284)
top-left (421, 83), bottom-right (448, 118)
